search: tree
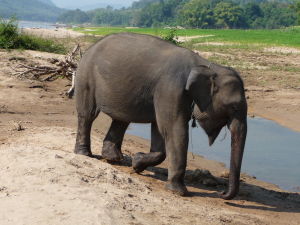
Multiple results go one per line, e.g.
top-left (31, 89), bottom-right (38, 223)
top-left (178, 0), bottom-right (215, 28)
top-left (58, 9), bottom-right (89, 24)
top-left (297, 1), bottom-right (300, 24)
top-left (291, 0), bottom-right (300, 25)
top-left (134, 2), bottom-right (165, 27)
top-left (213, 2), bottom-right (246, 28)
top-left (259, 2), bottom-right (297, 29)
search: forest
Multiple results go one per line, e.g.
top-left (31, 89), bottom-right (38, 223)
top-left (58, 0), bottom-right (300, 29)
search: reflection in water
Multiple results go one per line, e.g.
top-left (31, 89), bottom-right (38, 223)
top-left (127, 117), bottom-right (300, 192)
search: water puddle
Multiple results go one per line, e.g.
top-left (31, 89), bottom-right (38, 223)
top-left (127, 117), bottom-right (300, 192)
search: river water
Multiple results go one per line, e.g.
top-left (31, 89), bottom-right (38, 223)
top-left (18, 21), bottom-right (56, 29)
top-left (127, 117), bottom-right (300, 192)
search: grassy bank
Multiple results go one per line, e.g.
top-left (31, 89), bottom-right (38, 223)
top-left (73, 26), bottom-right (300, 48)
top-left (0, 19), bottom-right (66, 54)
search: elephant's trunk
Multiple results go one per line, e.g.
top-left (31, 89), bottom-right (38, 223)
top-left (220, 116), bottom-right (247, 200)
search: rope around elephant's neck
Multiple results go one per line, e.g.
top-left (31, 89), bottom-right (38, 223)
top-left (191, 101), bottom-right (197, 128)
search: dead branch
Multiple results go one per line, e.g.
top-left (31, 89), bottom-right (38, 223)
top-left (14, 44), bottom-right (82, 86)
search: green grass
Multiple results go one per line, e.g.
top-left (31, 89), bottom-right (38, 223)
top-left (16, 34), bottom-right (67, 54)
top-left (73, 26), bottom-right (300, 48)
top-left (0, 18), bottom-right (67, 54)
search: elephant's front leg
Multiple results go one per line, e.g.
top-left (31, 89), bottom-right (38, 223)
top-left (132, 122), bottom-right (166, 173)
top-left (102, 120), bottom-right (129, 161)
top-left (163, 117), bottom-right (189, 196)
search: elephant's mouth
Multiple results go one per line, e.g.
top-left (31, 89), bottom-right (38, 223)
top-left (196, 116), bottom-right (227, 146)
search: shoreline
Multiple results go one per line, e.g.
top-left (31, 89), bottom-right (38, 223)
top-left (249, 107), bottom-right (300, 132)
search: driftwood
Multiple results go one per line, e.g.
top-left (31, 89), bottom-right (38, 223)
top-left (13, 44), bottom-right (82, 97)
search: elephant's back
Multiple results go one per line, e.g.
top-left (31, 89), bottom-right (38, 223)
top-left (81, 33), bottom-right (190, 72)
top-left (78, 33), bottom-right (195, 87)
top-left (76, 33), bottom-right (194, 123)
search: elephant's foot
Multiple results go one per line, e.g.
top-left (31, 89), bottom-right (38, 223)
top-left (74, 144), bottom-right (92, 157)
top-left (132, 152), bottom-right (148, 173)
top-left (102, 141), bottom-right (123, 162)
top-left (165, 182), bottom-right (188, 196)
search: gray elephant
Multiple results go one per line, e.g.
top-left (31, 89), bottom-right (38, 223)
top-left (74, 33), bottom-right (247, 200)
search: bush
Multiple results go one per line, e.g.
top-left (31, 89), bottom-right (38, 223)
top-left (17, 34), bottom-right (66, 54)
top-left (0, 18), bottom-right (66, 54)
top-left (161, 28), bottom-right (181, 45)
top-left (0, 18), bottom-right (19, 49)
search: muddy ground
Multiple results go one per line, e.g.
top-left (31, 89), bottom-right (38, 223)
top-left (0, 31), bottom-right (300, 225)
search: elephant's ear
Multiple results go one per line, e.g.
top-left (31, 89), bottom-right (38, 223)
top-left (185, 66), bottom-right (216, 112)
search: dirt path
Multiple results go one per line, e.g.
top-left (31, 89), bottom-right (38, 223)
top-left (1, 48), bottom-right (300, 225)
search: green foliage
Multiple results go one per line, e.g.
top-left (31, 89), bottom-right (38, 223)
top-left (258, 2), bottom-right (297, 29)
top-left (88, 7), bottom-right (134, 26)
top-left (291, 1), bottom-right (300, 25)
top-left (160, 28), bottom-right (181, 45)
top-left (60, 0), bottom-right (298, 29)
top-left (58, 9), bottom-right (89, 24)
top-left (0, 18), bottom-right (66, 54)
top-left (0, 18), bottom-right (19, 49)
top-left (213, 2), bottom-right (246, 28)
top-left (134, 0), bottom-right (187, 27)
top-left (17, 35), bottom-right (66, 54)
top-left (178, 0), bottom-right (214, 28)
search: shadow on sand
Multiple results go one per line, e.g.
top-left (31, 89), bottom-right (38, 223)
top-left (95, 154), bottom-right (300, 213)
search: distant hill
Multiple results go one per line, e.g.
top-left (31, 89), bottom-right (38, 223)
top-left (37, 0), bottom-right (56, 6)
top-left (131, 0), bottom-right (160, 9)
top-left (52, 0), bottom-right (134, 10)
top-left (0, 0), bottom-right (64, 22)
top-left (78, 3), bottom-right (125, 10)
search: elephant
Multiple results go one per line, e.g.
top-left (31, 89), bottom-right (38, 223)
top-left (74, 32), bottom-right (247, 200)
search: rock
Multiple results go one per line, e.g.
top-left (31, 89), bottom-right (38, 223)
top-left (203, 178), bottom-right (218, 187)
top-left (9, 56), bottom-right (26, 61)
top-left (0, 186), bottom-right (7, 192)
top-left (11, 121), bottom-right (24, 131)
top-left (55, 154), bottom-right (63, 159)
top-left (185, 169), bottom-right (220, 187)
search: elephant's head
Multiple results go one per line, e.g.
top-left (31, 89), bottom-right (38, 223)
top-left (186, 65), bottom-right (247, 200)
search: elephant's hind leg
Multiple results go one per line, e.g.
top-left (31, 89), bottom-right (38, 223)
top-left (75, 111), bottom-right (100, 156)
top-left (132, 122), bottom-right (166, 173)
top-left (75, 115), bottom-right (94, 156)
top-left (74, 81), bottom-right (100, 156)
top-left (102, 120), bottom-right (129, 162)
